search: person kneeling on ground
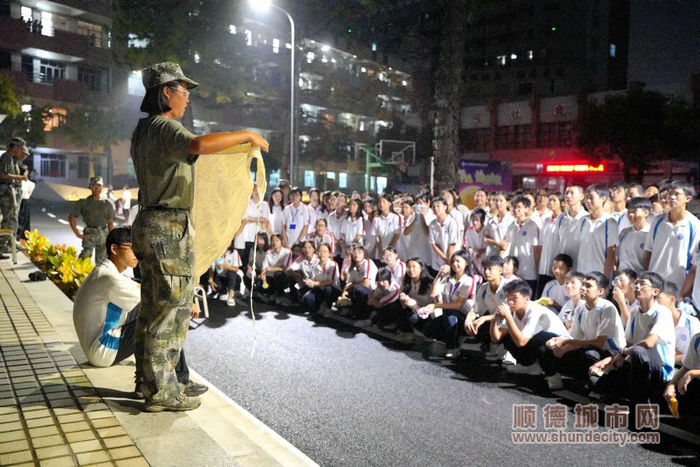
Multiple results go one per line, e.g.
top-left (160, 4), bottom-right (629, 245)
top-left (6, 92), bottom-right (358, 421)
top-left (72, 227), bottom-right (207, 398)
top-left (489, 280), bottom-right (570, 376)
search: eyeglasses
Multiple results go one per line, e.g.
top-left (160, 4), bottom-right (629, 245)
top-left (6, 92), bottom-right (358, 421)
top-left (170, 87), bottom-right (190, 97)
top-left (633, 280), bottom-right (654, 288)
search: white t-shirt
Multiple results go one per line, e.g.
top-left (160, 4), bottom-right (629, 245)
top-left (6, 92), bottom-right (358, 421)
top-left (569, 298), bottom-right (626, 354)
top-left (682, 332), bottom-right (700, 370)
top-left (692, 245), bottom-right (700, 310)
top-left (346, 258), bottom-right (378, 288)
top-left (364, 216), bottom-right (377, 259)
top-left (121, 189), bottom-right (131, 210)
top-left (541, 279), bottom-right (567, 307)
top-left (234, 199), bottom-right (271, 248)
top-left (558, 299), bottom-right (577, 325)
top-left (340, 215), bottom-right (365, 250)
top-left (402, 212), bottom-right (431, 266)
top-left (326, 211), bottom-right (347, 255)
top-left (287, 255), bottom-right (319, 279)
top-left (312, 260), bottom-right (340, 290)
top-left (437, 274), bottom-right (478, 314)
top-left (576, 215), bottom-right (618, 275)
top-left (310, 231), bottom-right (335, 253)
top-left (448, 208), bottom-right (465, 252)
top-left (625, 302), bottom-right (676, 380)
top-left (505, 219), bottom-right (540, 281)
top-left (269, 204), bottom-right (285, 235)
top-left (611, 209), bottom-right (632, 233)
top-left (617, 224), bottom-right (650, 272)
top-left (538, 215), bottom-right (561, 275)
top-left (263, 247), bottom-right (292, 270)
top-left (484, 212), bottom-right (515, 257)
top-left (557, 209), bottom-right (589, 269)
top-left (369, 283), bottom-right (401, 306)
top-left (531, 208), bottom-right (552, 229)
top-left (388, 260), bottom-right (406, 286)
top-left (213, 250), bottom-right (242, 276)
top-left (374, 212), bottom-right (403, 253)
top-left (73, 260), bottom-right (141, 367)
top-left (283, 203), bottom-right (311, 246)
top-left (473, 278), bottom-right (507, 316)
top-left (645, 212), bottom-right (700, 289)
top-left (501, 302), bottom-right (570, 338)
top-left (428, 216), bottom-right (458, 271)
top-left (464, 226), bottom-right (486, 273)
top-left (675, 311), bottom-right (700, 359)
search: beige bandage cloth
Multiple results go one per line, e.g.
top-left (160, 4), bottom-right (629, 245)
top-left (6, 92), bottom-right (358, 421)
top-left (192, 144), bottom-right (267, 277)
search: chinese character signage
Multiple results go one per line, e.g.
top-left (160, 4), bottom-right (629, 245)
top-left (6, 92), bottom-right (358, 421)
top-left (457, 160), bottom-right (512, 209)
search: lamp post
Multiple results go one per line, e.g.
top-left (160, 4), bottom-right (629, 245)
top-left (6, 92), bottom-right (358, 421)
top-left (250, 0), bottom-right (296, 185)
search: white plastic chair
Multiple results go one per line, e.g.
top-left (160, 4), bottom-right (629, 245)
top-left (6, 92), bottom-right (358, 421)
top-left (193, 285), bottom-right (209, 319)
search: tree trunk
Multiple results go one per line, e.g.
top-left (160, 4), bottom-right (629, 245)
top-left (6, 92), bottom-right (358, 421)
top-left (431, 0), bottom-right (468, 191)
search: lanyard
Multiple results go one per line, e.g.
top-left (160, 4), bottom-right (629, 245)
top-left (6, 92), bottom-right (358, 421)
top-left (448, 280), bottom-right (461, 301)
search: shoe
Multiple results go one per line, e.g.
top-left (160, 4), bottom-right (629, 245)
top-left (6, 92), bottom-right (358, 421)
top-left (145, 394), bottom-right (201, 412)
top-left (134, 380), bottom-right (144, 399)
top-left (546, 373), bottom-right (564, 390)
top-left (354, 319), bottom-right (372, 327)
top-left (485, 343), bottom-right (506, 362)
top-left (0, 254), bottom-right (9, 260)
top-left (211, 293), bottom-right (219, 300)
top-left (227, 297), bottom-right (236, 307)
top-left (502, 351), bottom-right (516, 366)
top-left (180, 381), bottom-right (209, 397)
top-left (445, 348), bottom-right (460, 359)
top-left (219, 294), bottom-right (228, 302)
top-left (506, 362), bottom-right (544, 376)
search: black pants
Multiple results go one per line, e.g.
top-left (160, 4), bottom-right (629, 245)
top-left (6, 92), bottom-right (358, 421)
top-left (422, 310), bottom-right (465, 349)
top-left (115, 307), bottom-right (189, 383)
top-left (677, 379), bottom-right (700, 417)
top-left (214, 271), bottom-right (241, 294)
top-left (594, 345), bottom-right (667, 404)
top-left (501, 331), bottom-right (558, 366)
top-left (301, 285), bottom-right (339, 312)
top-left (17, 198), bottom-right (30, 240)
top-left (540, 345), bottom-right (610, 379)
top-left (237, 242), bottom-right (255, 271)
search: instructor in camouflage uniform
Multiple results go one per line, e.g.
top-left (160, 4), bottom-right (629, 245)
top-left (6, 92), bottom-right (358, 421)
top-left (0, 137), bottom-right (30, 254)
top-left (130, 62), bottom-right (268, 412)
top-left (68, 176), bottom-right (115, 264)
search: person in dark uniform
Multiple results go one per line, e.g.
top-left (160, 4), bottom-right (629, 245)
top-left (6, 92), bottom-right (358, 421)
top-left (68, 176), bottom-right (115, 265)
top-left (0, 137), bottom-right (30, 255)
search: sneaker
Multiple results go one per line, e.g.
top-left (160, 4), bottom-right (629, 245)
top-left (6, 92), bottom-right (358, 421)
top-left (218, 294), bottom-right (228, 302)
top-left (506, 362), bottom-right (544, 376)
top-left (546, 373), bottom-right (564, 390)
top-left (502, 351), bottom-right (517, 366)
top-left (145, 394), bottom-right (201, 412)
top-left (180, 381), bottom-right (209, 397)
top-left (226, 297), bottom-right (236, 307)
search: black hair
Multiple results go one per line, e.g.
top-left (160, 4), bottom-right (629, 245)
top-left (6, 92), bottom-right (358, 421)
top-left (504, 255), bottom-right (519, 271)
top-left (255, 232), bottom-right (269, 251)
top-left (106, 227), bottom-right (131, 257)
top-left (470, 208), bottom-right (486, 223)
top-left (612, 268), bottom-right (638, 282)
top-left (315, 217), bottom-right (328, 227)
top-left (482, 255), bottom-right (505, 268)
top-left (450, 250), bottom-right (473, 276)
top-left (637, 271), bottom-right (664, 291)
top-left (585, 184), bottom-right (609, 201)
top-left (584, 271), bottom-right (610, 291)
top-left (660, 281), bottom-right (679, 299)
top-left (626, 197), bottom-right (652, 211)
top-left (565, 271), bottom-right (585, 283)
top-left (317, 243), bottom-right (332, 254)
top-left (349, 246), bottom-right (368, 270)
top-left (347, 198), bottom-right (362, 220)
top-left (431, 196), bottom-right (447, 208)
top-left (627, 183), bottom-right (644, 195)
top-left (402, 258), bottom-right (432, 295)
top-left (402, 199), bottom-right (414, 208)
top-left (268, 188), bottom-right (284, 208)
top-left (668, 180), bottom-right (695, 198)
top-left (376, 267), bottom-right (393, 283)
top-left (552, 254), bottom-right (573, 270)
top-left (139, 82), bottom-right (176, 114)
top-left (503, 279), bottom-right (532, 299)
top-left (382, 246), bottom-right (398, 256)
top-left (610, 181), bottom-right (627, 190)
top-left (511, 195), bottom-right (531, 209)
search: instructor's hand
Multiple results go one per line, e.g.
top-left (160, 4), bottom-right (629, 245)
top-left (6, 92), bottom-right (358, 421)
top-left (248, 132), bottom-right (269, 152)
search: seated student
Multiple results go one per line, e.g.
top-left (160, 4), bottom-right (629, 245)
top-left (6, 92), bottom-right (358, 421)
top-left (259, 234), bottom-right (293, 305)
top-left (590, 272), bottom-right (676, 405)
top-left (401, 258), bottom-right (434, 334)
top-left (464, 208), bottom-right (487, 275)
top-left (542, 272), bottom-right (626, 390)
top-left (610, 269), bottom-right (638, 326)
top-left (72, 227), bottom-right (206, 397)
top-left (381, 247), bottom-right (406, 285)
top-left (356, 267), bottom-right (401, 328)
top-left (465, 255), bottom-right (507, 353)
top-left (539, 254), bottom-right (573, 311)
top-left (337, 246), bottom-right (377, 317)
top-left (489, 280), bottom-right (570, 376)
top-left (664, 331), bottom-right (700, 417)
top-left (617, 197), bottom-right (651, 272)
top-left (301, 243), bottom-right (340, 314)
top-left (286, 240), bottom-right (319, 305)
top-left (339, 242), bottom-right (356, 287)
top-left (309, 217), bottom-right (335, 253)
top-left (417, 251), bottom-right (478, 357)
top-left (502, 255), bottom-right (520, 283)
top-left (657, 282), bottom-right (700, 365)
top-left (243, 232), bottom-right (268, 298)
top-left (557, 272), bottom-right (586, 329)
top-left (208, 241), bottom-right (242, 307)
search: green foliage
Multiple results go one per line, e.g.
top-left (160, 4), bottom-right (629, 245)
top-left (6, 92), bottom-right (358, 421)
top-left (55, 105), bottom-right (125, 155)
top-left (578, 88), bottom-right (693, 181)
top-left (0, 74), bottom-right (50, 146)
top-left (0, 74), bottom-right (21, 120)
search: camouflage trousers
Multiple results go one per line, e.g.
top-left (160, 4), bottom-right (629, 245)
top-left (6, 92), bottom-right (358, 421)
top-left (0, 184), bottom-right (21, 247)
top-left (132, 208), bottom-right (194, 403)
top-left (80, 226), bottom-right (108, 265)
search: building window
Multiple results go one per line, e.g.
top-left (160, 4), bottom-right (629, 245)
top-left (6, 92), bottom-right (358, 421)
top-left (127, 33), bottom-right (149, 48)
top-left (495, 125), bottom-right (532, 150)
top-left (128, 71), bottom-right (145, 96)
top-left (376, 176), bottom-right (387, 195)
top-left (21, 6), bottom-right (32, 22)
top-left (338, 172), bottom-right (347, 189)
top-left (40, 154), bottom-right (66, 178)
top-left (78, 67), bottom-right (103, 91)
top-left (40, 11), bottom-right (54, 37)
top-left (304, 170), bottom-right (315, 187)
top-left (38, 60), bottom-right (65, 84)
top-left (77, 21), bottom-right (103, 47)
top-left (43, 107), bottom-right (66, 132)
top-left (538, 122), bottom-right (573, 147)
top-left (326, 172), bottom-right (335, 180)
top-left (609, 43), bottom-right (616, 57)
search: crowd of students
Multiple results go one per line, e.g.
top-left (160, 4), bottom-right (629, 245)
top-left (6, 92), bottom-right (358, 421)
top-left (205, 179), bottom-right (700, 419)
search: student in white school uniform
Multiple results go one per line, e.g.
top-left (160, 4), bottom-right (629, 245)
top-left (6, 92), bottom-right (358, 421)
top-left (590, 272), bottom-right (676, 404)
top-left (681, 241), bottom-right (700, 315)
top-left (611, 269), bottom-right (638, 326)
top-left (301, 243), bottom-right (340, 314)
top-left (339, 198), bottom-right (365, 258)
top-left (286, 240), bottom-right (320, 304)
top-left (259, 234), bottom-right (293, 305)
top-left (267, 188), bottom-right (285, 235)
top-left (576, 184), bottom-right (618, 278)
top-left (358, 267), bottom-right (402, 329)
top-left (326, 195), bottom-right (347, 258)
top-left (542, 272), bottom-right (626, 390)
top-left (373, 195), bottom-right (403, 261)
top-left (400, 199), bottom-right (431, 266)
top-left (465, 255), bottom-right (508, 352)
top-left (281, 188), bottom-right (311, 249)
top-left (362, 199), bottom-right (378, 259)
top-left (557, 272), bottom-right (586, 329)
top-left (307, 188), bottom-right (323, 234)
top-left (644, 181), bottom-right (700, 292)
top-left (464, 208), bottom-right (487, 276)
top-left (557, 185), bottom-right (588, 269)
top-left (337, 246), bottom-right (377, 317)
top-left (536, 193), bottom-right (564, 297)
top-left (381, 247), bottom-right (406, 286)
top-left (539, 254), bottom-right (572, 310)
top-left (504, 195), bottom-right (541, 293)
top-left (530, 190), bottom-right (552, 229)
top-left (617, 197), bottom-right (651, 272)
top-left (235, 187), bottom-right (271, 267)
top-left (442, 189), bottom-right (465, 251)
top-left (428, 196), bottom-right (458, 277)
top-left (608, 181), bottom-right (632, 232)
top-left (401, 258), bottom-right (435, 334)
top-left (657, 283), bottom-right (700, 365)
top-left (209, 243), bottom-right (243, 307)
top-left (484, 192), bottom-right (515, 258)
top-left (664, 331), bottom-right (700, 417)
top-left (309, 218), bottom-right (335, 253)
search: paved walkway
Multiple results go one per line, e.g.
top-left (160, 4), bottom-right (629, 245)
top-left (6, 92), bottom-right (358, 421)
top-left (0, 254), bottom-right (317, 466)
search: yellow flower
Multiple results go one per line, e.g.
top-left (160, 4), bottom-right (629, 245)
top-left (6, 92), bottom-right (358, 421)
top-left (58, 262), bottom-right (74, 283)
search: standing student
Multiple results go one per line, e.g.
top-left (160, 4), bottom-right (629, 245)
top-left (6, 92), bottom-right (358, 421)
top-left (373, 195), bottom-right (403, 261)
top-left (504, 195), bottom-right (541, 292)
top-left (464, 208), bottom-right (487, 275)
top-left (644, 181), bottom-right (700, 290)
top-left (442, 189), bottom-right (465, 251)
top-left (339, 198), bottom-right (365, 257)
top-left (576, 184), bottom-right (618, 278)
top-left (427, 197), bottom-right (458, 277)
top-left (281, 188), bottom-right (310, 248)
top-left (484, 192), bottom-right (515, 257)
top-left (267, 188), bottom-right (285, 235)
top-left (234, 186), bottom-right (270, 268)
top-left (530, 190), bottom-right (552, 229)
top-left (326, 195), bottom-right (346, 258)
top-left (401, 200), bottom-right (431, 266)
top-left (362, 199), bottom-right (378, 260)
top-left (557, 186), bottom-right (588, 269)
top-left (617, 197), bottom-right (651, 272)
top-left (537, 193), bottom-right (564, 296)
top-left (69, 176), bottom-right (115, 265)
top-left (609, 182), bottom-right (632, 232)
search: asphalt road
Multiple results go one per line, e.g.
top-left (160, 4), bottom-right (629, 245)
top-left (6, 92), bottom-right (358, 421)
top-left (31, 201), bottom-right (699, 466)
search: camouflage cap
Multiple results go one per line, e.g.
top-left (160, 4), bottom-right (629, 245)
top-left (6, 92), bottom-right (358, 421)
top-left (8, 137), bottom-right (29, 155)
top-left (89, 176), bottom-right (104, 186)
top-left (141, 62), bottom-right (199, 90)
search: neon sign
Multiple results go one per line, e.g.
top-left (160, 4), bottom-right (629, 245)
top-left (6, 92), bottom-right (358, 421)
top-left (545, 163), bottom-right (605, 173)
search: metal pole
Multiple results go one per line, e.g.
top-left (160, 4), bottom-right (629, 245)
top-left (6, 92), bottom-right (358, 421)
top-left (272, 5), bottom-right (295, 186)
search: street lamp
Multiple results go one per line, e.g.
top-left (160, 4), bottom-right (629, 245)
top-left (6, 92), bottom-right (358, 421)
top-left (249, 0), bottom-right (296, 185)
